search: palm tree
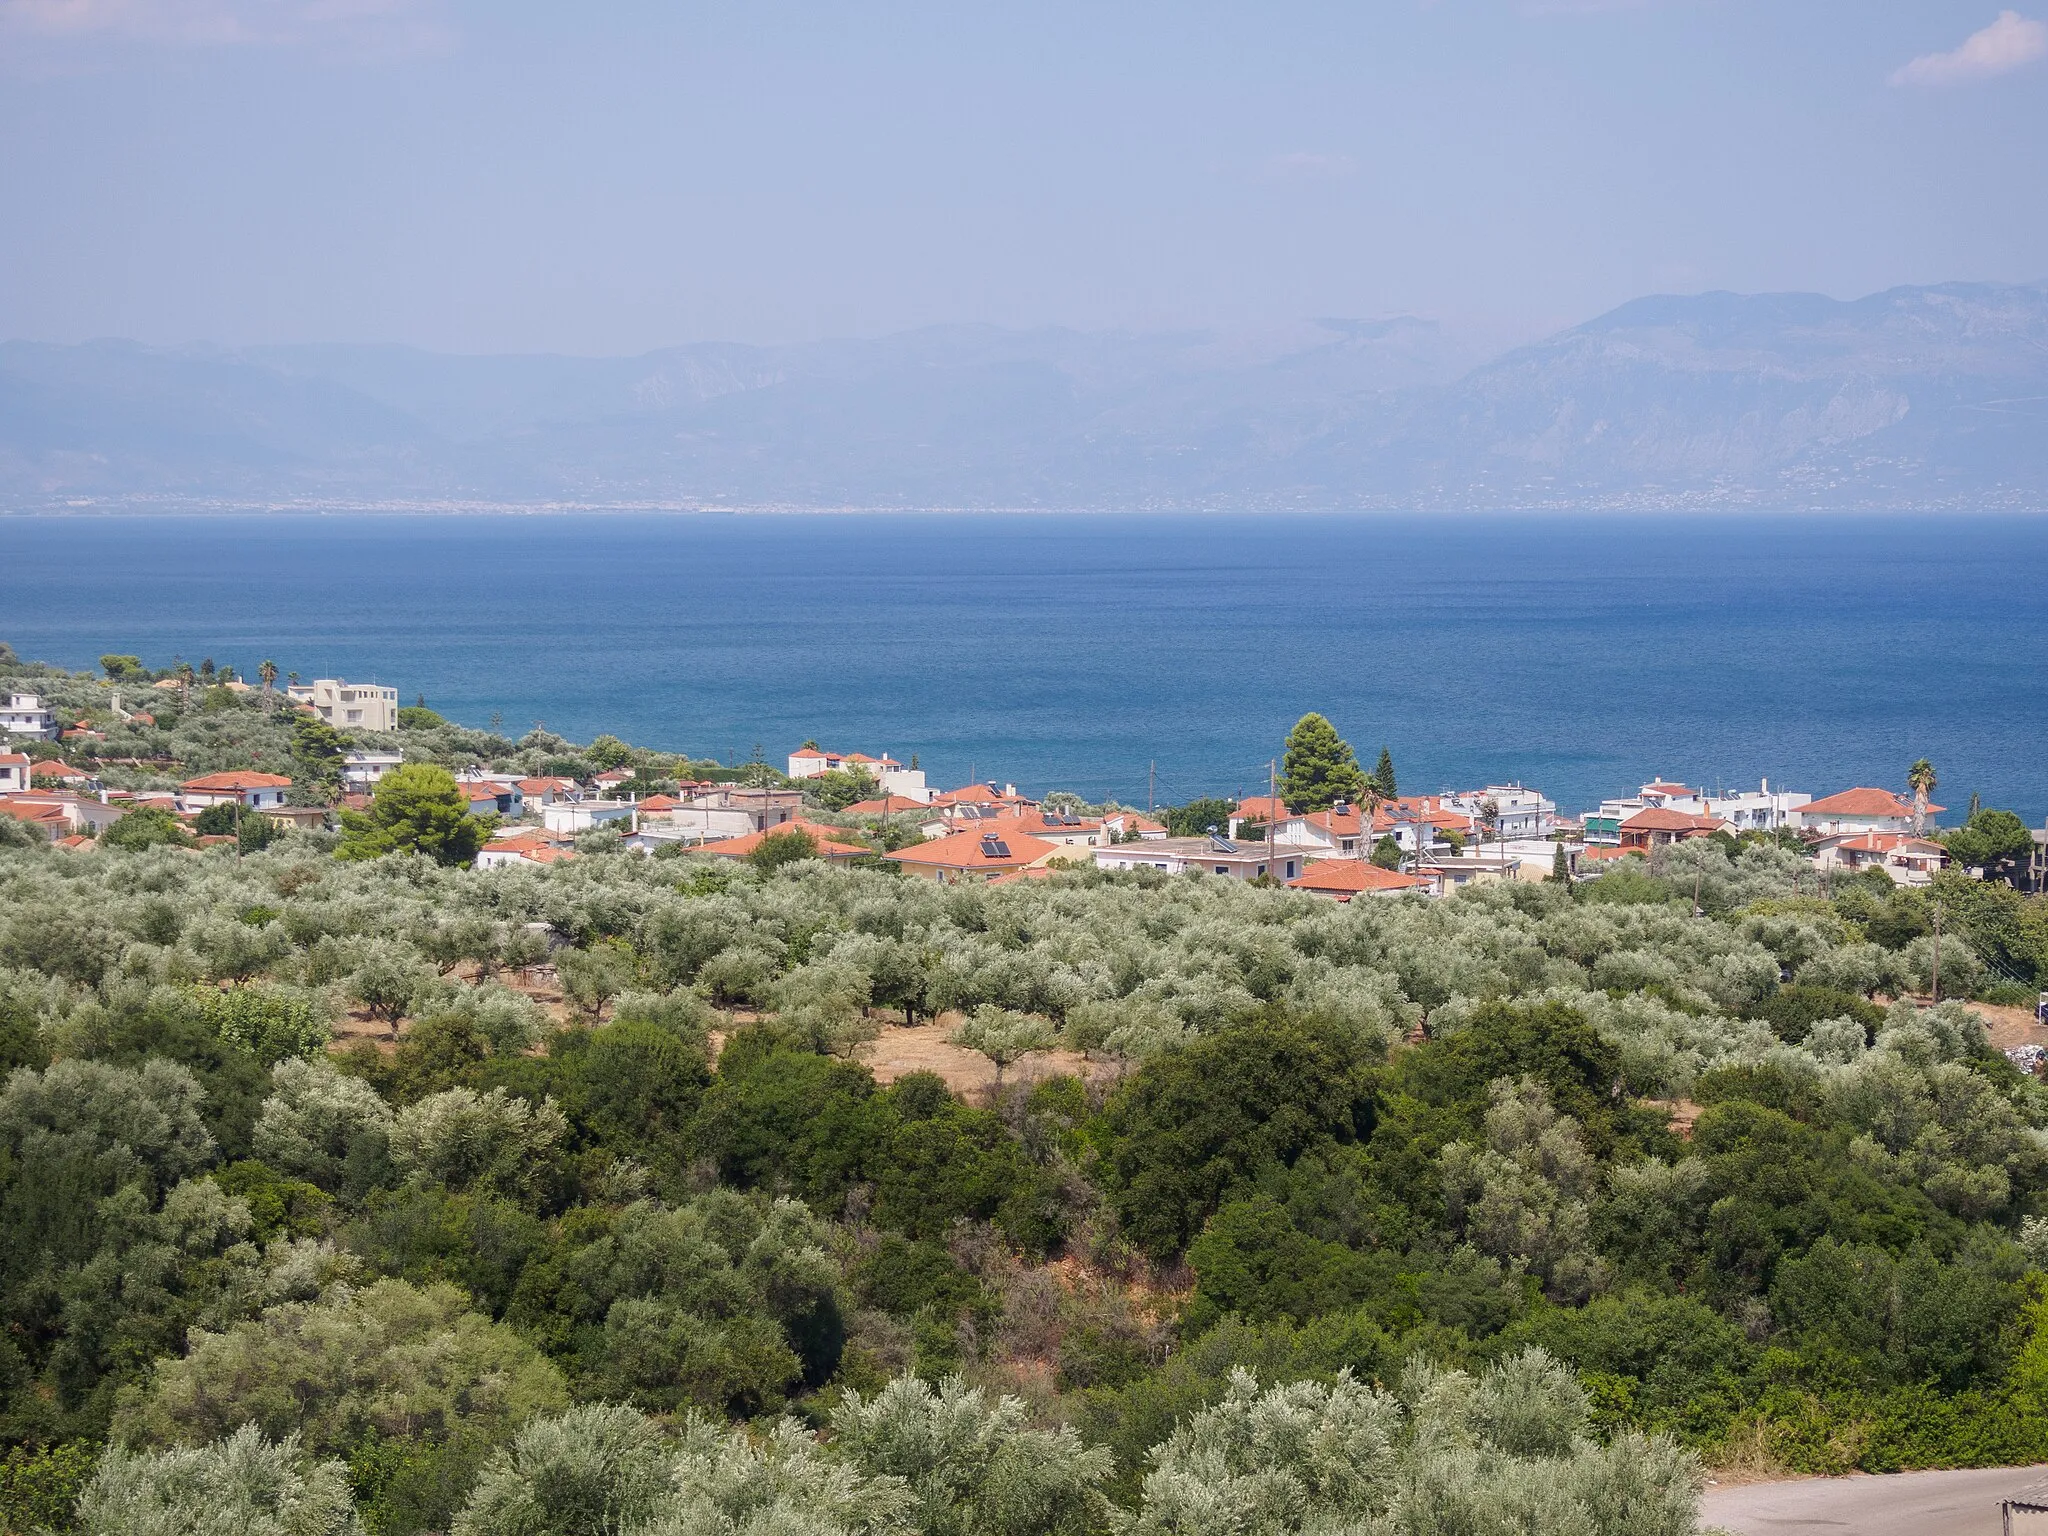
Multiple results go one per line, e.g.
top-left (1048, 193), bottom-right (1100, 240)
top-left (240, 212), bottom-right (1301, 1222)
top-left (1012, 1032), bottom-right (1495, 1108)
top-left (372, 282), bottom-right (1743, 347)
top-left (1908, 758), bottom-right (1937, 835)
top-left (258, 659), bottom-right (278, 711)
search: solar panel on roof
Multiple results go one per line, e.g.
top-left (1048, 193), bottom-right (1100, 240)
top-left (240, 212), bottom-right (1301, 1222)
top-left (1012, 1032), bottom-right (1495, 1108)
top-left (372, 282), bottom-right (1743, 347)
top-left (981, 835), bottom-right (1012, 859)
top-left (1209, 834), bottom-right (1239, 853)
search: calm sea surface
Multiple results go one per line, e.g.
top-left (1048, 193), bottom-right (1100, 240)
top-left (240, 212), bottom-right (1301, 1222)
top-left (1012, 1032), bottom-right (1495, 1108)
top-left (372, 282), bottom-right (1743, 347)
top-left (2, 513), bottom-right (2043, 821)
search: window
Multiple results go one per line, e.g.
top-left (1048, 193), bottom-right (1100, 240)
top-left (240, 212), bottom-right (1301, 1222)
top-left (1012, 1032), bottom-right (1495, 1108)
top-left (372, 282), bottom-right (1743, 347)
top-left (1215, 866), bottom-right (1229, 875)
top-left (346, 710), bottom-right (362, 723)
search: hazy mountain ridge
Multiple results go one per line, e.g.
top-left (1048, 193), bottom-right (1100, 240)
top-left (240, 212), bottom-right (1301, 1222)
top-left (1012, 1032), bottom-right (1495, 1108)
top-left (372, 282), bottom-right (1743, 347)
top-left (4, 284), bottom-right (2045, 510)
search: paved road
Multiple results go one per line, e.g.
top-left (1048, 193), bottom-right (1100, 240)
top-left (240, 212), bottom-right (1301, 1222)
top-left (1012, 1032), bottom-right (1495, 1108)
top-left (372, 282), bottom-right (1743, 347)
top-left (1702, 1465), bottom-right (2048, 1535)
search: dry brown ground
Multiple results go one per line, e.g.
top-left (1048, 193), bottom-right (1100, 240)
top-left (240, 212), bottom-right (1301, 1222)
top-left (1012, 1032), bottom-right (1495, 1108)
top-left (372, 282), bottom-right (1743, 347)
top-left (1647, 1098), bottom-right (1705, 1139)
top-left (1972, 1001), bottom-right (2046, 1052)
top-left (857, 1017), bottom-right (1115, 1103)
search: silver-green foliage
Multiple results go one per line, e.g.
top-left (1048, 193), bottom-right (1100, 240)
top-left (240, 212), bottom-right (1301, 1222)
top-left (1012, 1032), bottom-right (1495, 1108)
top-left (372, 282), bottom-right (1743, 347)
top-left (1125, 1351), bottom-right (1701, 1536)
top-left (76, 1424), bottom-right (361, 1536)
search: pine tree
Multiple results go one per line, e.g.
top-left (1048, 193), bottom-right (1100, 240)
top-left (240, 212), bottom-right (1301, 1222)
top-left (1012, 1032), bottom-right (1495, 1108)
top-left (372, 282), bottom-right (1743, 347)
top-left (1280, 713), bottom-right (1367, 811)
top-left (1373, 747), bottom-right (1398, 800)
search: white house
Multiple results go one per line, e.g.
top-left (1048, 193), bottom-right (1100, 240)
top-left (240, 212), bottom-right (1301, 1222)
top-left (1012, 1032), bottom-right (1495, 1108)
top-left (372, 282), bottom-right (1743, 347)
top-left (476, 830), bottom-right (577, 869)
top-left (786, 747), bottom-right (932, 803)
top-left (0, 694), bottom-right (60, 742)
top-left (1441, 784), bottom-right (1557, 842)
top-left (1094, 834), bottom-right (1308, 884)
top-left (540, 799), bottom-right (635, 835)
top-left (176, 771), bottom-right (294, 814)
top-left (1797, 787), bottom-right (1937, 837)
top-left (342, 751), bottom-right (407, 791)
top-left (1585, 779), bottom-right (1811, 844)
top-left (455, 780), bottom-right (524, 819)
top-left (0, 752), bottom-right (29, 794)
top-left (1811, 831), bottom-right (1948, 887)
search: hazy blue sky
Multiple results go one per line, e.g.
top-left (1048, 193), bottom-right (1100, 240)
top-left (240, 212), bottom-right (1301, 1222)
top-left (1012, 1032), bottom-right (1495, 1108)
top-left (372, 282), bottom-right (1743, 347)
top-left (2, 1), bottom-right (2044, 353)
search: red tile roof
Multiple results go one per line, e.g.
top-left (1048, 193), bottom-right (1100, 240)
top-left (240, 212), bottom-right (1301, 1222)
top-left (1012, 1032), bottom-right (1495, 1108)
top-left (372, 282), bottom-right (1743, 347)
top-left (701, 820), bottom-right (871, 861)
top-left (1822, 831), bottom-right (1947, 855)
top-left (1289, 860), bottom-right (1423, 898)
top-left (30, 761), bottom-right (89, 782)
top-left (1801, 787), bottom-right (1940, 818)
top-left (886, 826), bottom-right (1058, 871)
top-left (1620, 807), bottom-right (1728, 832)
top-left (181, 771), bottom-right (293, 791)
top-left (0, 801), bottom-right (68, 826)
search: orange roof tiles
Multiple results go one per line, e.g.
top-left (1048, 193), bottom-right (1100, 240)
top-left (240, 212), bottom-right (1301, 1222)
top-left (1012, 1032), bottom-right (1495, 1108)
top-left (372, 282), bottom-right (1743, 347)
top-left (1620, 807), bottom-right (1728, 832)
top-left (701, 820), bottom-right (871, 860)
top-left (886, 826), bottom-right (1058, 871)
top-left (181, 770), bottom-right (293, 791)
top-left (1288, 860), bottom-right (1423, 898)
top-left (1802, 787), bottom-right (1940, 818)
top-left (1823, 831), bottom-right (1946, 855)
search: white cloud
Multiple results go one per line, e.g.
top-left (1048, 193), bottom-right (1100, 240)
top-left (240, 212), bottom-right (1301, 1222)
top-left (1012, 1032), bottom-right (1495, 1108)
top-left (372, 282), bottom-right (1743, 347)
top-left (1890, 10), bottom-right (2048, 87)
top-left (0, 0), bottom-right (445, 51)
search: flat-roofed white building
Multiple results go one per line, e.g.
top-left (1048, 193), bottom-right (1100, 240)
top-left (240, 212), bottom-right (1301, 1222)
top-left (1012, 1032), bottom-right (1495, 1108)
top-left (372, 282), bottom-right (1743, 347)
top-left (288, 679), bottom-right (399, 733)
top-left (0, 694), bottom-right (59, 742)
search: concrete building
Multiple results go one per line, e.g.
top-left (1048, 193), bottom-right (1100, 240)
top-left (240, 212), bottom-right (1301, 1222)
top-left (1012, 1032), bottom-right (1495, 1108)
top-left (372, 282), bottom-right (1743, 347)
top-left (342, 751), bottom-right (407, 791)
top-left (288, 679), bottom-right (399, 733)
top-left (476, 829), bottom-right (578, 870)
top-left (455, 780), bottom-right (524, 819)
top-left (1585, 779), bottom-right (1810, 844)
top-left (0, 752), bottom-right (29, 795)
top-left (1812, 831), bottom-right (1949, 887)
top-left (1441, 784), bottom-right (1557, 842)
top-left (177, 771), bottom-right (293, 814)
top-left (1618, 808), bottom-right (1733, 851)
top-left (1797, 787), bottom-right (1938, 838)
top-left (786, 747), bottom-right (932, 803)
top-left (540, 799), bottom-right (635, 835)
top-left (0, 694), bottom-right (60, 742)
top-left (1093, 834), bottom-right (1307, 884)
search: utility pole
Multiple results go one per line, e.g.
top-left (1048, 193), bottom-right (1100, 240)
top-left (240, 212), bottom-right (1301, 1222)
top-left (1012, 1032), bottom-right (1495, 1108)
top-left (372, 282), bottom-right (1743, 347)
top-left (1267, 757), bottom-right (1277, 881)
top-left (1148, 761), bottom-right (1155, 816)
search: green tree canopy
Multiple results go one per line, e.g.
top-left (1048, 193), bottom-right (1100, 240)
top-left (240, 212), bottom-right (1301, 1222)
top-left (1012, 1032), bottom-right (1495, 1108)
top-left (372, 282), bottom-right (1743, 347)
top-left (1280, 714), bottom-right (1367, 812)
top-left (749, 828), bottom-right (820, 873)
top-left (1945, 808), bottom-right (2034, 880)
top-left (336, 765), bottom-right (492, 867)
top-left (291, 716), bottom-right (349, 798)
top-left (1372, 746), bottom-right (1397, 800)
top-left (101, 807), bottom-right (191, 851)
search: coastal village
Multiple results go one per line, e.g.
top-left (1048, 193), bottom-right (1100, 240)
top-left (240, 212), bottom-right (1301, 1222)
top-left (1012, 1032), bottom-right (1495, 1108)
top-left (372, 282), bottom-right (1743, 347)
top-left (2, 673), bottom-right (2043, 909)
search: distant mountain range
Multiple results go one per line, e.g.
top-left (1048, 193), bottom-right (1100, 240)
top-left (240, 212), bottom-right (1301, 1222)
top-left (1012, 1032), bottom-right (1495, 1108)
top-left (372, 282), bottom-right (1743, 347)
top-left (5, 282), bottom-right (2046, 511)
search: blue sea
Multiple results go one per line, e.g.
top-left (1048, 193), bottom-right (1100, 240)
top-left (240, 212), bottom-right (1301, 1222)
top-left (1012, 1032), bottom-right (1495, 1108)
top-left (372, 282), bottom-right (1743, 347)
top-left (1, 513), bottom-right (2043, 821)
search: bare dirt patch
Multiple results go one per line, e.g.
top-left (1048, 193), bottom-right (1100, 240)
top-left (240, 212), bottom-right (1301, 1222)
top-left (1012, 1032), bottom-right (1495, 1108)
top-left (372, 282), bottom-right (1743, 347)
top-left (856, 1018), bottom-right (1112, 1103)
top-left (1648, 1098), bottom-right (1705, 1140)
top-left (1973, 1001), bottom-right (2047, 1053)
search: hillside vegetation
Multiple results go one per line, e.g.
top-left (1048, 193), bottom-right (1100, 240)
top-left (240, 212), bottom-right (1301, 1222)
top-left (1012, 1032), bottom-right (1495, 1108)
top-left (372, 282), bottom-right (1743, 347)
top-left (3, 791), bottom-right (2048, 1534)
